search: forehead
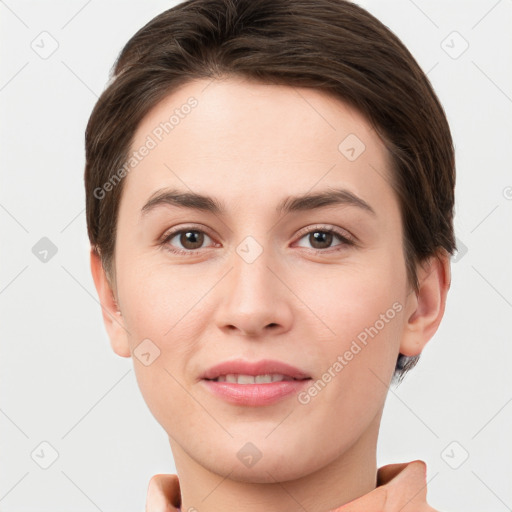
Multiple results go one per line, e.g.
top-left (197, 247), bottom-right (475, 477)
top-left (133, 76), bottom-right (385, 156)
top-left (120, 76), bottom-right (397, 221)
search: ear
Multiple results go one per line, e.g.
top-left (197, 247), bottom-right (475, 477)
top-left (400, 251), bottom-right (451, 357)
top-left (89, 248), bottom-right (131, 358)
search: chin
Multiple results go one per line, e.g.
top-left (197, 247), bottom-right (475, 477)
top-left (210, 456), bottom-right (314, 484)
top-left (200, 437), bottom-right (325, 483)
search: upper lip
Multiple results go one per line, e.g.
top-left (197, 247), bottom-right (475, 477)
top-left (201, 359), bottom-right (311, 380)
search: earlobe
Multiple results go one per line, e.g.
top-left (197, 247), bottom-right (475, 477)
top-left (89, 248), bottom-right (131, 358)
top-left (399, 251), bottom-right (451, 357)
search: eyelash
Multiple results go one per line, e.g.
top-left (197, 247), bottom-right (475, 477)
top-left (159, 224), bottom-right (356, 256)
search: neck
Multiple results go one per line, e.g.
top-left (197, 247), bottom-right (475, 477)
top-left (169, 410), bottom-right (382, 512)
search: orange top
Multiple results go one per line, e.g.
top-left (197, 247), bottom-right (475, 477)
top-left (331, 459), bottom-right (439, 511)
top-left (146, 459), bottom-right (440, 512)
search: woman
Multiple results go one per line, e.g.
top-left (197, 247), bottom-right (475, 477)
top-left (85, 0), bottom-right (455, 510)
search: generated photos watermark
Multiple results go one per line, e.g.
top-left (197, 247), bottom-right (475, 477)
top-left (298, 300), bottom-right (403, 404)
top-left (93, 96), bottom-right (198, 200)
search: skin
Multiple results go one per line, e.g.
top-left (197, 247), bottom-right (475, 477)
top-left (90, 76), bottom-right (451, 512)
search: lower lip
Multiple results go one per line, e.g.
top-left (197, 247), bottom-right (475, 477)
top-left (201, 379), bottom-right (311, 406)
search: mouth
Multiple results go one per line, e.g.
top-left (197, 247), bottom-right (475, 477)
top-left (200, 361), bottom-right (313, 406)
top-left (205, 374), bottom-right (311, 384)
top-left (200, 358), bottom-right (312, 383)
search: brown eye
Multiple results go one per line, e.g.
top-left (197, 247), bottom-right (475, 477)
top-left (308, 231), bottom-right (334, 249)
top-left (178, 230), bottom-right (205, 250)
top-left (161, 228), bottom-right (214, 254)
top-left (295, 226), bottom-right (355, 252)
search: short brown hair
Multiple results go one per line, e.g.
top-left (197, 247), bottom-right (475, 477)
top-left (84, 0), bottom-right (456, 383)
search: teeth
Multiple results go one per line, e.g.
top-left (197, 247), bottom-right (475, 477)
top-left (213, 374), bottom-right (294, 384)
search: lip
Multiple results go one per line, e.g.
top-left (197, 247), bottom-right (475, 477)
top-left (201, 379), bottom-right (311, 406)
top-left (200, 358), bottom-right (311, 380)
top-left (199, 358), bottom-right (312, 407)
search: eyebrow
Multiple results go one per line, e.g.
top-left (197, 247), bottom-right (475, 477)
top-left (140, 187), bottom-right (376, 218)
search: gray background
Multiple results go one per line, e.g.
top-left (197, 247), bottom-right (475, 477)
top-left (1, 0), bottom-right (511, 510)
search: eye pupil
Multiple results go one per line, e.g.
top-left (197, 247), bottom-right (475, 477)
top-left (310, 231), bottom-right (333, 249)
top-left (181, 230), bottom-right (204, 249)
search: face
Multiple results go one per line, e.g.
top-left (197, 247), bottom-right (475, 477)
top-left (103, 76), bottom-right (422, 482)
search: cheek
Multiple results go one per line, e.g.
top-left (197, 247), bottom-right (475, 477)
top-left (116, 257), bottom-right (210, 388)
top-left (305, 254), bottom-right (405, 342)
top-left (294, 272), bottom-right (404, 450)
top-left (306, 254), bottom-right (406, 393)
top-left (117, 256), bottom-right (205, 342)
top-left (117, 260), bottom-right (206, 429)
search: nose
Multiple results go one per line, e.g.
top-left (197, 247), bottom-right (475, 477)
top-left (213, 244), bottom-right (293, 338)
